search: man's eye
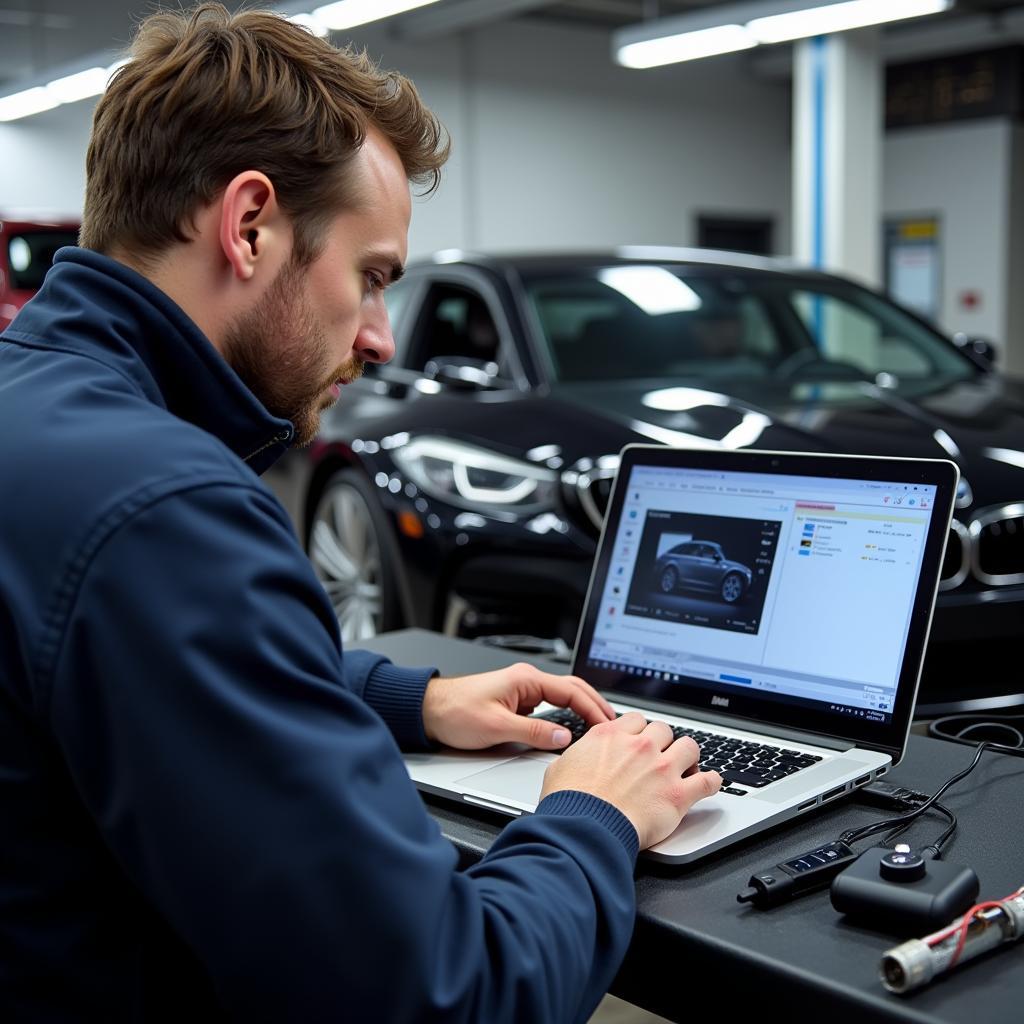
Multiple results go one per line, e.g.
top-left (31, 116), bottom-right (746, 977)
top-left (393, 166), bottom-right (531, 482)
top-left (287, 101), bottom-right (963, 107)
top-left (365, 271), bottom-right (385, 294)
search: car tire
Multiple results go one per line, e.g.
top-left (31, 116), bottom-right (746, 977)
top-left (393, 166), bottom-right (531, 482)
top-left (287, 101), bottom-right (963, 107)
top-left (307, 468), bottom-right (404, 642)
top-left (720, 572), bottom-right (746, 603)
top-left (659, 565), bottom-right (678, 593)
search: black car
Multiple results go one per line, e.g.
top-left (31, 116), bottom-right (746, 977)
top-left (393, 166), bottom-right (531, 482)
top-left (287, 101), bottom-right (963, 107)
top-left (267, 248), bottom-right (1024, 711)
top-left (653, 541), bottom-right (752, 603)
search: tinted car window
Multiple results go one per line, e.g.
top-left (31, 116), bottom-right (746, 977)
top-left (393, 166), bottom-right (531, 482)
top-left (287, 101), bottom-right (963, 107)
top-left (788, 288), bottom-right (964, 380)
top-left (407, 283), bottom-right (503, 372)
top-left (6, 230), bottom-right (78, 290)
top-left (522, 266), bottom-right (977, 393)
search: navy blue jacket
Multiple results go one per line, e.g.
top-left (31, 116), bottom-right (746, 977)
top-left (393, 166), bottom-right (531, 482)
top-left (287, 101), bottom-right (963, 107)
top-left (0, 249), bottom-right (638, 1022)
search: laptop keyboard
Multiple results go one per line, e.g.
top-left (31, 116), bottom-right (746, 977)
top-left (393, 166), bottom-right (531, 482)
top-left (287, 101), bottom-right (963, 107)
top-left (535, 709), bottom-right (822, 795)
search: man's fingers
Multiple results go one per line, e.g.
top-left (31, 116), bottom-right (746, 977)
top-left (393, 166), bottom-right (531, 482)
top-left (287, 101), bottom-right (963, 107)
top-left (608, 710), bottom-right (647, 734)
top-left (527, 672), bottom-right (615, 725)
top-left (678, 766), bottom-right (723, 811)
top-left (557, 673), bottom-right (615, 721)
top-left (666, 735), bottom-right (701, 775)
top-left (643, 719), bottom-right (675, 751)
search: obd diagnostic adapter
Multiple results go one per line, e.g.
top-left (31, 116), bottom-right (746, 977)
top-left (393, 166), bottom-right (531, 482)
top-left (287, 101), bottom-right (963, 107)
top-left (737, 781), bottom-right (932, 909)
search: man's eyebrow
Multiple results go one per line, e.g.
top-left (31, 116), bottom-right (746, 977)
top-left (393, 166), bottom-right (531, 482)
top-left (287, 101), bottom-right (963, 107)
top-left (367, 252), bottom-right (405, 285)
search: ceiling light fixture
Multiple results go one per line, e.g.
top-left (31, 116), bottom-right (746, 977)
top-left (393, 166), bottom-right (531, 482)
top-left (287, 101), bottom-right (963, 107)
top-left (0, 1), bottom-right (441, 124)
top-left (0, 87), bottom-right (59, 123)
top-left (45, 67), bottom-right (109, 104)
top-left (618, 24), bottom-right (756, 68)
top-left (0, 59), bottom-right (128, 122)
top-left (311, 0), bottom-right (443, 31)
top-left (747, 0), bottom-right (954, 44)
top-left (613, 0), bottom-right (955, 69)
top-left (286, 12), bottom-right (330, 37)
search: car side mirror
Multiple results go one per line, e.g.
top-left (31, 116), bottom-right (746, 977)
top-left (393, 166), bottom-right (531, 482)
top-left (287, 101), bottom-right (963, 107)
top-left (424, 356), bottom-right (503, 391)
top-left (953, 332), bottom-right (997, 370)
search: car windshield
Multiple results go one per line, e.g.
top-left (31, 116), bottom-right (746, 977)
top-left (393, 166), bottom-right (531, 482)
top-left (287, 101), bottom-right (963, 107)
top-left (521, 265), bottom-right (977, 393)
top-left (5, 229), bottom-right (78, 290)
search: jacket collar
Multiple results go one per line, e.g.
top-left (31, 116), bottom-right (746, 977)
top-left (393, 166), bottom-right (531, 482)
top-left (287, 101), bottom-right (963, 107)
top-left (7, 247), bottom-right (294, 473)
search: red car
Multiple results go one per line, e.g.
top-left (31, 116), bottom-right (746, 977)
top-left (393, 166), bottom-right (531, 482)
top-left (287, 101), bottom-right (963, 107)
top-left (1, 214), bottom-right (80, 331)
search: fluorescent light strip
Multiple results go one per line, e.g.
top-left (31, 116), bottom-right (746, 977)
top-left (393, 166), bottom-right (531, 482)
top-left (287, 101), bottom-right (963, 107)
top-left (748, 0), bottom-right (954, 45)
top-left (287, 13), bottom-right (330, 37)
top-left (615, 0), bottom-right (955, 69)
top-left (0, 2), bottom-right (441, 124)
top-left (46, 66), bottom-right (109, 104)
top-left (0, 59), bottom-right (128, 122)
top-left (0, 87), bottom-right (59, 122)
top-left (618, 24), bottom-right (755, 69)
top-left (312, 0), bottom-right (442, 31)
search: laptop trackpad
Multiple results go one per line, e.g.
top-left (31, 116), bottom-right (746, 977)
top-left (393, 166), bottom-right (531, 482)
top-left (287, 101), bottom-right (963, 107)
top-left (457, 759), bottom-right (548, 806)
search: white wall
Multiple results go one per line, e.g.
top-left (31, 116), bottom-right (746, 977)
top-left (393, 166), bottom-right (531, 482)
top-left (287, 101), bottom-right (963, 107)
top-left (437, 21), bottom-right (792, 254)
top-left (883, 119), bottom-right (1012, 353)
top-left (0, 18), bottom-right (793, 260)
top-left (0, 100), bottom-right (92, 218)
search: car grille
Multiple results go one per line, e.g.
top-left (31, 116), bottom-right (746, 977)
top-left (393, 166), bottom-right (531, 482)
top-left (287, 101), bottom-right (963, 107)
top-left (564, 456), bottom-right (620, 532)
top-left (970, 504), bottom-right (1024, 585)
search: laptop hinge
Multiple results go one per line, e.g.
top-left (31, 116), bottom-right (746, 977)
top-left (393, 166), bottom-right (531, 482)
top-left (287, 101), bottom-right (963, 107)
top-left (608, 695), bottom-right (854, 752)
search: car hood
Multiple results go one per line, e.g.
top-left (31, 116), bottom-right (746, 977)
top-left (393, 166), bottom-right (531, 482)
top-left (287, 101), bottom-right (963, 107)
top-left (552, 374), bottom-right (1024, 509)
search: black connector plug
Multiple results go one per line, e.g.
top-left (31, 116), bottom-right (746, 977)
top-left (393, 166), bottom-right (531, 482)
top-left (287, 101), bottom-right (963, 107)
top-left (737, 841), bottom-right (858, 909)
top-left (854, 780), bottom-right (930, 811)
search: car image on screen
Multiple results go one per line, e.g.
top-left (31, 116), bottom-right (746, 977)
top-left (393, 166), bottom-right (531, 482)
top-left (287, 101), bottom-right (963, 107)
top-left (654, 540), bottom-right (752, 603)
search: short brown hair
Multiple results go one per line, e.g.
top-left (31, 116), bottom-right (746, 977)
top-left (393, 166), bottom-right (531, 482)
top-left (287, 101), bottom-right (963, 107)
top-left (80, 3), bottom-right (449, 263)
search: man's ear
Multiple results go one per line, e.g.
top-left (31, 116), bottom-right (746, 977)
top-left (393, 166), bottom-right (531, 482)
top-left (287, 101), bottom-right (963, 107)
top-left (218, 171), bottom-right (286, 281)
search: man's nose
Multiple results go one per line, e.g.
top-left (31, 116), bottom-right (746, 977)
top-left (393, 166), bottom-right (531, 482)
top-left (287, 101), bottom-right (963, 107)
top-left (353, 314), bottom-right (396, 364)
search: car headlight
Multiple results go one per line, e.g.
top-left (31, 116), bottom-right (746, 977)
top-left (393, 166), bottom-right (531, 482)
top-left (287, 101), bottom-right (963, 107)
top-left (392, 436), bottom-right (558, 514)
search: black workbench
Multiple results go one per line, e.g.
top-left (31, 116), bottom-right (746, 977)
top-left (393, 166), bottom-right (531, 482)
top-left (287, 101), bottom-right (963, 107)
top-left (362, 629), bottom-right (1024, 1023)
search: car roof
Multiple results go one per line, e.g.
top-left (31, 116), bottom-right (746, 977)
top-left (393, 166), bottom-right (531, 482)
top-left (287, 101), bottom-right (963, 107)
top-left (419, 245), bottom-right (831, 280)
top-left (0, 214), bottom-right (80, 233)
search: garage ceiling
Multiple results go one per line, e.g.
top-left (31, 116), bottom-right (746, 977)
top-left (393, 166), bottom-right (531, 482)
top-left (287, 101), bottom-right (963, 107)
top-left (1, 0), bottom-right (1022, 90)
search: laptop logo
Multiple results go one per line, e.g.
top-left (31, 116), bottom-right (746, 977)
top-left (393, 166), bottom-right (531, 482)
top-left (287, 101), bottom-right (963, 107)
top-left (711, 695), bottom-right (730, 708)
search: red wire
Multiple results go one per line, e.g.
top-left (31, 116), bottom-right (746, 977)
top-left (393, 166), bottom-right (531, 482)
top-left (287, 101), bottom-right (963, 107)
top-left (927, 887), bottom-right (1024, 965)
top-left (946, 902), bottom-right (1002, 966)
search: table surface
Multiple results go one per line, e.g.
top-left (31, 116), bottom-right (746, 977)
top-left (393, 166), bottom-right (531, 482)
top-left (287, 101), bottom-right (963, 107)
top-left (362, 629), bottom-right (1024, 1023)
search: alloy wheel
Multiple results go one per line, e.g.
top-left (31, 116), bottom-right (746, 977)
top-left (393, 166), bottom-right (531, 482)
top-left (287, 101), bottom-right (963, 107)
top-left (309, 480), bottom-right (385, 642)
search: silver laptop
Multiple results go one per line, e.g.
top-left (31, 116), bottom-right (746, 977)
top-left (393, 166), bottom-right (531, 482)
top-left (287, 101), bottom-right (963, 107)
top-left (405, 446), bottom-right (958, 864)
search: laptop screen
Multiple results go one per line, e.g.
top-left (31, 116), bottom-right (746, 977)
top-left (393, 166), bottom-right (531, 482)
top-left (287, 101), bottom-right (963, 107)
top-left (574, 447), bottom-right (958, 756)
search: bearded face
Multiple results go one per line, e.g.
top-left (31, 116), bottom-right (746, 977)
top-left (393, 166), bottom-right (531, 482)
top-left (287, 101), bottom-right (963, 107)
top-left (222, 257), bottom-right (363, 448)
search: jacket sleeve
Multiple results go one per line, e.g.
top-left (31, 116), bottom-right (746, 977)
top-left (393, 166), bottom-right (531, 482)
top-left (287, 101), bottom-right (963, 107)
top-left (43, 479), bottom-right (638, 1024)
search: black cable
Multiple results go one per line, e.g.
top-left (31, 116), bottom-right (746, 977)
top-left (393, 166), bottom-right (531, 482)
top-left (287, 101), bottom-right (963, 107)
top-left (918, 802), bottom-right (957, 858)
top-left (840, 743), bottom-right (989, 846)
top-left (928, 714), bottom-right (1024, 755)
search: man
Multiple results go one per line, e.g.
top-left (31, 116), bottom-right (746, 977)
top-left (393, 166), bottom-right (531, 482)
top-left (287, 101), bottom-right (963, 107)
top-left (0, 6), bottom-right (720, 1021)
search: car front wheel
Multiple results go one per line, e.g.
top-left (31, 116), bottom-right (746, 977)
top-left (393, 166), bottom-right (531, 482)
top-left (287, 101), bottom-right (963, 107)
top-left (659, 565), bottom-right (678, 593)
top-left (307, 469), bottom-right (403, 642)
top-left (720, 572), bottom-right (746, 603)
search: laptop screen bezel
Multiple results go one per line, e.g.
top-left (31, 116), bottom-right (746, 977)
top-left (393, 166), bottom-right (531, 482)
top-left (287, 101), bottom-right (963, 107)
top-left (571, 445), bottom-right (959, 761)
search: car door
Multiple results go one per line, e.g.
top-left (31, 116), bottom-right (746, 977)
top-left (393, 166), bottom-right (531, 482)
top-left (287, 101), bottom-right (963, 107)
top-left (693, 544), bottom-right (720, 589)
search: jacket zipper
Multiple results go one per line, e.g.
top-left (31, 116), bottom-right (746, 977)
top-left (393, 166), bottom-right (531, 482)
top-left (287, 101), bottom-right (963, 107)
top-left (243, 429), bottom-right (292, 463)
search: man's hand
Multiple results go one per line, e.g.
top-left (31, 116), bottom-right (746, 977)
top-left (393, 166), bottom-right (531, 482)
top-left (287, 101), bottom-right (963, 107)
top-left (541, 713), bottom-right (722, 850)
top-left (422, 663), bottom-right (615, 751)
